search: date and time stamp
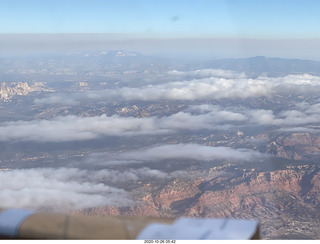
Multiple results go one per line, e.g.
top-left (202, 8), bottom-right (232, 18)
top-left (143, 240), bottom-right (176, 244)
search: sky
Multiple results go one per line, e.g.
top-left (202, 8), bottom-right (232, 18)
top-left (1, 0), bottom-right (320, 59)
top-left (0, 0), bottom-right (319, 38)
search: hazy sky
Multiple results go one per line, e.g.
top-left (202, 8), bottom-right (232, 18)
top-left (1, 0), bottom-right (320, 59)
top-left (1, 0), bottom-right (319, 38)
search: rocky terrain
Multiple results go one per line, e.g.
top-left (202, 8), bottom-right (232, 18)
top-left (2, 53), bottom-right (320, 240)
top-left (0, 82), bottom-right (52, 101)
top-left (266, 133), bottom-right (320, 161)
top-left (74, 163), bottom-right (320, 239)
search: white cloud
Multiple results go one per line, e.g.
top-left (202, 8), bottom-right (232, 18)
top-left (246, 106), bottom-right (320, 126)
top-left (118, 144), bottom-right (268, 162)
top-left (0, 168), bottom-right (132, 211)
top-left (88, 167), bottom-right (189, 183)
top-left (34, 95), bottom-right (80, 105)
top-left (34, 71), bottom-right (320, 105)
top-left (0, 114), bottom-right (169, 142)
top-left (86, 144), bottom-right (269, 166)
top-left (3, 100), bottom-right (320, 142)
top-left (0, 105), bottom-right (248, 142)
top-left (85, 76), bottom-right (273, 101)
top-left (0, 164), bottom-right (193, 212)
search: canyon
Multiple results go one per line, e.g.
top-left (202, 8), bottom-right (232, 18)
top-left (2, 53), bottom-right (320, 239)
top-left (74, 163), bottom-right (320, 239)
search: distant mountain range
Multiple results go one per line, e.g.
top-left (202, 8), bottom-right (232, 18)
top-left (3, 50), bottom-right (320, 77)
top-left (61, 51), bottom-right (320, 77)
top-left (204, 56), bottom-right (320, 77)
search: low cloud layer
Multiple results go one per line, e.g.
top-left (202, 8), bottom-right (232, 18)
top-left (0, 114), bottom-right (168, 142)
top-left (35, 72), bottom-right (320, 105)
top-left (85, 143), bottom-right (269, 166)
top-left (188, 103), bottom-right (320, 128)
top-left (0, 165), bottom-right (193, 211)
top-left (3, 142), bottom-right (258, 211)
top-left (119, 143), bottom-right (267, 162)
top-left (1, 107), bottom-right (247, 142)
top-left (3, 101), bottom-right (320, 142)
top-left (0, 168), bottom-right (132, 211)
top-left (89, 167), bottom-right (189, 182)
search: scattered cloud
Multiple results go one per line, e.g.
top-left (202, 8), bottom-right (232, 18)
top-left (34, 95), bottom-right (80, 105)
top-left (86, 167), bottom-right (190, 183)
top-left (247, 107), bottom-right (320, 126)
top-left (0, 114), bottom-right (169, 142)
top-left (0, 105), bottom-right (248, 142)
top-left (34, 72), bottom-right (320, 106)
top-left (0, 168), bottom-right (132, 211)
top-left (3, 69), bottom-right (320, 143)
top-left (2, 141), bottom-right (244, 211)
top-left (3, 101), bottom-right (320, 142)
top-left (118, 144), bottom-right (268, 162)
top-left (85, 143), bottom-right (269, 166)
